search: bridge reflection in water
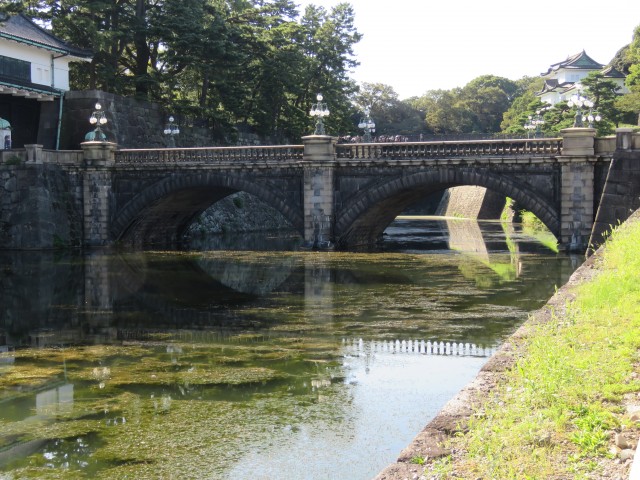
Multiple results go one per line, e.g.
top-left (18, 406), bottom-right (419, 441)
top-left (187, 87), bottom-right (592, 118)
top-left (343, 338), bottom-right (496, 358)
top-left (0, 217), bottom-right (579, 480)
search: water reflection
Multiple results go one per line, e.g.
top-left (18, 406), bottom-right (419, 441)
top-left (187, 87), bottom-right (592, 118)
top-left (0, 219), bottom-right (580, 479)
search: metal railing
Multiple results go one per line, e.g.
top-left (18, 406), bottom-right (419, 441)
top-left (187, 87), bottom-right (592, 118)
top-left (115, 145), bottom-right (305, 164)
top-left (336, 138), bottom-right (563, 160)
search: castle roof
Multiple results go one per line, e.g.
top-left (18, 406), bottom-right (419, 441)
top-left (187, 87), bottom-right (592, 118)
top-left (0, 12), bottom-right (91, 59)
top-left (601, 65), bottom-right (626, 79)
top-left (541, 50), bottom-right (604, 77)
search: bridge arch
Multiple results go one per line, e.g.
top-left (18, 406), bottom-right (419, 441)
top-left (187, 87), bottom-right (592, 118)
top-left (111, 172), bottom-right (304, 247)
top-left (334, 167), bottom-right (559, 248)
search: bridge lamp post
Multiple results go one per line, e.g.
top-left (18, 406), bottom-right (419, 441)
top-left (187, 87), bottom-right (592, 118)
top-left (163, 115), bottom-right (180, 148)
top-left (357, 108), bottom-right (376, 142)
top-left (85, 102), bottom-right (107, 141)
top-left (524, 109), bottom-right (545, 138)
top-left (567, 92), bottom-right (594, 128)
top-left (309, 93), bottom-right (330, 135)
top-left (583, 109), bottom-right (602, 129)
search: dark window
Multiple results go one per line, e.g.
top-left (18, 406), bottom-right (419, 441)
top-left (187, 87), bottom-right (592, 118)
top-left (0, 55), bottom-right (30, 83)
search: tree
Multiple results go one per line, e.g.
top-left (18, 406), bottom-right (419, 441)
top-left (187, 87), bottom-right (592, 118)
top-left (580, 71), bottom-right (621, 133)
top-left (617, 23), bottom-right (640, 125)
top-left (459, 75), bottom-right (519, 133)
top-left (425, 89), bottom-right (474, 134)
top-left (352, 83), bottom-right (425, 136)
top-left (500, 77), bottom-right (544, 134)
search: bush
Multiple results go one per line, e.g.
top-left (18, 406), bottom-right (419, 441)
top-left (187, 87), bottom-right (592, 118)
top-left (3, 155), bottom-right (22, 166)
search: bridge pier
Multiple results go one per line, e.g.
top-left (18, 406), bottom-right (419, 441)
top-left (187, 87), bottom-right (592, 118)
top-left (81, 141), bottom-right (116, 247)
top-left (558, 128), bottom-right (597, 252)
top-left (302, 135), bottom-right (337, 248)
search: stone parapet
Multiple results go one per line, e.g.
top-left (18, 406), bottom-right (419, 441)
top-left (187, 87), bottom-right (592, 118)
top-left (81, 141), bottom-right (117, 167)
top-left (561, 127), bottom-right (596, 156)
top-left (301, 135), bottom-right (336, 163)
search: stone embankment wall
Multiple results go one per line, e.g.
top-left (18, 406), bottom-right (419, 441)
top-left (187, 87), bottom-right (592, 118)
top-left (186, 191), bottom-right (293, 237)
top-left (61, 90), bottom-right (262, 150)
top-left (436, 186), bottom-right (505, 219)
top-left (590, 131), bottom-right (640, 252)
top-left (0, 162), bottom-right (83, 249)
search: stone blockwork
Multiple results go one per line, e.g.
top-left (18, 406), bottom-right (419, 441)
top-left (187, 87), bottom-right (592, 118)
top-left (61, 90), bottom-right (246, 150)
top-left (0, 163), bottom-right (83, 249)
top-left (589, 154), bottom-right (640, 251)
top-left (0, 130), bottom-right (630, 251)
top-left (334, 163), bottom-right (562, 249)
top-left (436, 186), bottom-right (505, 219)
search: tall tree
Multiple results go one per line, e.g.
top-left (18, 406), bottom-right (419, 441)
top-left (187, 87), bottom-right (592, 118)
top-left (580, 71), bottom-right (621, 133)
top-left (617, 24), bottom-right (640, 125)
top-left (459, 75), bottom-right (519, 133)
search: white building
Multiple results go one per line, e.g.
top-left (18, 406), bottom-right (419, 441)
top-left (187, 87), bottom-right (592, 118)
top-left (0, 12), bottom-right (91, 148)
top-left (537, 50), bottom-right (628, 105)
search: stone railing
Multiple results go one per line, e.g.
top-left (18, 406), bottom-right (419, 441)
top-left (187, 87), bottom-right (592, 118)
top-left (335, 138), bottom-right (563, 160)
top-left (0, 146), bottom-right (83, 165)
top-left (594, 136), bottom-right (616, 155)
top-left (114, 145), bottom-right (305, 164)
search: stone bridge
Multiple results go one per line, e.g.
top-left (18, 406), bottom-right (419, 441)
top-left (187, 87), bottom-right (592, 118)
top-left (1, 128), bottom-right (639, 252)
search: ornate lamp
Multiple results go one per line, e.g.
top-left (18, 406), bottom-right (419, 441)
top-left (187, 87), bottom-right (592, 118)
top-left (163, 115), bottom-right (180, 147)
top-left (357, 108), bottom-right (376, 142)
top-left (309, 93), bottom-right (330, 135)
top-left (85, 102), bottom-right (108, 141)
top-left (567, 89), bottom-right (595, 128)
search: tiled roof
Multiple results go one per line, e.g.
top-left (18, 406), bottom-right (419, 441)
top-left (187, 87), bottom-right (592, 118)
top-left (0, 77), bottom-right (61, 96)
top-left (541, 50), bottom-right (604, 76)
top-left (0, 13), bottom-right (91, 59)
top-left (601, 65), bottom-right (626, 78)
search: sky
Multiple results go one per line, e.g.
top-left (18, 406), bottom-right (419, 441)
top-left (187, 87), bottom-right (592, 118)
top-left (296, 0), bottom-right (640, 99)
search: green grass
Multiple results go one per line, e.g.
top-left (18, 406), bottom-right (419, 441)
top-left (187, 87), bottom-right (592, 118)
top-left (430, 217), bottom-right (640, 479)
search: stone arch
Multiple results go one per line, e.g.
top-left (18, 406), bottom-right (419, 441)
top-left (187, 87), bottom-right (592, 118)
top-left (111, 172), bottom-right (303, 247)
top-left (334, 167), bottom-right (559, 248)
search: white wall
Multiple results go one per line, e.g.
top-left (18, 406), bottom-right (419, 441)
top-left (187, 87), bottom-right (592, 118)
top-left (0, 40), bottom-right (73, 91)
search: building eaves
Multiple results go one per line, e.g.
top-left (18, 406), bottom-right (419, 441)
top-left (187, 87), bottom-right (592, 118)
top-left (0, 13), bottom-right (92, 59)
top-left (0, 76), bottom-right (61, 100)
top-left (541, 50), bottom-right (604, 76)
top-left (601, 65), bottom-right (626, 78)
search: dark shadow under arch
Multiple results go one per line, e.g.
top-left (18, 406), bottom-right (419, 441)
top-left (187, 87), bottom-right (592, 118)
top-left (334, 167), bottom-right (559, 248)
top-left (111, 172), bottom-right (304, 247)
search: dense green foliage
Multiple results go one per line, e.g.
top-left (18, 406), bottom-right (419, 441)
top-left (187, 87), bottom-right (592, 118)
top-left (2, 2), bottom-right (638, 141)
top-left (4, 0), bottom-right (362, 143)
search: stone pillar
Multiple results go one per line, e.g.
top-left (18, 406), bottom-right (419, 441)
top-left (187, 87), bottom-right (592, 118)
top-left (301, 135), bottom-right (336, 248)
top-left (616, 128), bottom-right (634, 151)
top-left (24, 144), bottom-right (43, 164)
top-left (558, 128), bottom-right (597, 252)
top-left (81, 141), bottom-right (117, 246)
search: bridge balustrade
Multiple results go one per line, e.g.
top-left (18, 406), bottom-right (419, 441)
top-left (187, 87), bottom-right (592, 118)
top-left (335, 138), bottom-right (563, 160)
top-left (114, 145), bottom-right (305, 164)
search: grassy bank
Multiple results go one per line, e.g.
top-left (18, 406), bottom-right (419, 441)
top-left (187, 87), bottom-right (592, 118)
top-left (428, 217), bottom-right (640, 479)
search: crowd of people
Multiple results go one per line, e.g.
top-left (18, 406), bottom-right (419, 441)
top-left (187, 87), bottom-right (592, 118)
top-left (338, 134), bottom-right (415, 144)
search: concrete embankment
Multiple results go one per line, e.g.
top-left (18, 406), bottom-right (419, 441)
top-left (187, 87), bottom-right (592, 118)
top-left (373, 213), bottom-right (639, 479)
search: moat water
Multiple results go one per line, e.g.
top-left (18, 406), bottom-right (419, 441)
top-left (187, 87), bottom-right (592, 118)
top-left (0, 218), bottom-right (580, 479)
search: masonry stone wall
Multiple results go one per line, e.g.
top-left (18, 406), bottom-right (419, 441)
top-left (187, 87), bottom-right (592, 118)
top-left (436, 186), bottom-right (505, 219)
top-left (61, 90), bottom-right (261, 150)
top-left (0, 163), bottom-right (83, 249)
top-left (590, 148), bottom-right (640, 251)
